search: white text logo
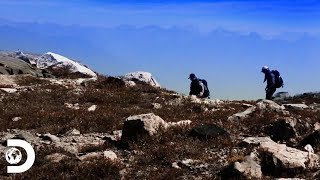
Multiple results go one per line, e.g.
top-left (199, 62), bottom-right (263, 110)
top-left (5, 139), bottom-right (35, 173)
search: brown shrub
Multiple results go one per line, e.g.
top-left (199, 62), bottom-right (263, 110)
top-left (47, 65), bottom-right (92, 79)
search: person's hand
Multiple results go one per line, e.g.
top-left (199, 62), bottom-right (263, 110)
top-left (265, 87), bottom-right (268, 91)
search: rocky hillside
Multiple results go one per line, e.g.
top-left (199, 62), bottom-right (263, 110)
top-left (0, 59), bottom-right (320, 179)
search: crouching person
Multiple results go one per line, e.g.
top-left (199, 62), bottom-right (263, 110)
top-left (188, 73), bottom-right (210, 99)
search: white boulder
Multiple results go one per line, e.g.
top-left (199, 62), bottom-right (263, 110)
top-left (36, 52), bottom-right (97, 77)
top-left (228, 106), bottom-right (256, 121)
top-left (257, 100), bottom-right (285, 111)
top-left (0, 88), bottom-right (17, 93)
top-left (283, 104), bottom-right (309, 110)
top-left (233, 152), bottom-right (262, 179)
top-left (260, 139), bottom-right (319, 170)
top-left (124, 71), bottom-right (160, 87)
top-left (88, 105), bottom-right (97, 112)
top-left (103, 150), bottom-right (117, 161)
top-left (122, 113), bottom-right (168, 140)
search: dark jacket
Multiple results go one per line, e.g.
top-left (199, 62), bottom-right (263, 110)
top-left (263, 70), bottom-right (275, 88)
top-left (190, 79), bottom-right (205, 96)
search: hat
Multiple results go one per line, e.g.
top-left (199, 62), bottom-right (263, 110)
top-left (261, 66), bottom-right (269, 72)
top-left (189, 73), bottom-right (196, 79)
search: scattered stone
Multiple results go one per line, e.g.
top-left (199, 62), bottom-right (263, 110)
top-left (240, 137), bottom-right (273, 147)
top-left (304, 144), bottom-right (315, 154)
top-left (79, 152), bottom-right (102, 161)
top-left (65, 129), bottom-right (81, 136)
top-left (65, 103), bottom-right (80, 110)
top-left (175, 159), bottom-right (209, 171)
top-left (172, 162), bottom-right (181, 169)
top-left (152, 103), bottom-right (162, 109)
top-left (259, 139), bottom-right (320, 177)
top-left (166, 96), bottom-right (185, 106)
top-left (88, 105), bottom-right (97, 112)
top-left (0, 88), bottom-right (17, 93)
top-left (284, 104), bottom-right (309, 110)
top-left (13, 131), bottom-right (40, 144)
top-left (310, 103), bottom-right (320, 111)
top-left (112, 130), bottom-right (122, 139)
top-left (122, 113), bottom-right (168, 140)
top-left (242, 103), bottom-right (254, 108)
top-left (124, 80), bottom-right (136, 87)
top-left (221, 152), bottom-right (262, 179)
top-left (0, 75), bottom-right (18, 86)
top-left (168, 120), bottom-right (192, 127)
top-left (12, 117), bottom-right (22, 122)
top-left (257, 100), bottom-right (286, 113)
top-left (45, 153), bottom-right (68, 163)
top-left (228, 106), bottom-right (256, 121)
top-left (190, 124), bottom-right (228, 140)
top-left (103, 150), bottom-right (117, 161)
top-left (189, 95), bottom-right (223, 106)
top-left (300, 130), bottom-right (320, 152)
top-left (41, 133), bottom-right (60, 143)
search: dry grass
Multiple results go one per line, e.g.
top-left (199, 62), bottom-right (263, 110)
top-left (47, 65), bottom-right (92, 79)
top-left (1, 75), bottom-right (320, 179)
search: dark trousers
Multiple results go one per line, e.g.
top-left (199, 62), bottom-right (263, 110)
top-left (266, 87), bottom-right (276, 100)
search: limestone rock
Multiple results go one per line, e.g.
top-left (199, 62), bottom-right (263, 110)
top-left (228, 106), bottom-right (256, 121)
top-left (122, 113), bottom-right (168, 140)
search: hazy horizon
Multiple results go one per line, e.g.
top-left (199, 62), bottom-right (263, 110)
top-left (0, 0), bottom-right (319, 100)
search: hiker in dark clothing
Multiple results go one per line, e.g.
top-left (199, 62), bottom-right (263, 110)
top-left (189, 73), bottom-right (210, 98)
top-left (261, 66), bottom-right (276, 100)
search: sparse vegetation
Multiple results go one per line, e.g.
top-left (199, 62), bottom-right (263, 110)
top-left (1, 74), bottom-right (320, 179)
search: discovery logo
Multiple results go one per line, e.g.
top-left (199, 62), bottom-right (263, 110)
top-left (4, 139), bottom-right (35, 173)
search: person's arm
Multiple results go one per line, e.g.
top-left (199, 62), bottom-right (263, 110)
top-left (198, 81), bottom-right (205, 97)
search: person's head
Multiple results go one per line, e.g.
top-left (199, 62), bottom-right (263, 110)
top-left (189, 73), bottom-right (197, 81)
top-left (261, 66), bottom-right (269, 73)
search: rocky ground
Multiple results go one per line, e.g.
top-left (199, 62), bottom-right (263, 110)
top-left (0, 73), bottom-right (320, 180)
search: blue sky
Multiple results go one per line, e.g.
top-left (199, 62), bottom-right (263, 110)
top-left (0, 0), bottom-right (319, 99)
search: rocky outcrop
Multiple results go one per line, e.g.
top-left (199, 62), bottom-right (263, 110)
top-left (228, 106), bottom-right (256, 121)
top-left (260, 139), bottom-right (319, 177)
top-left (238, 137), bottom-right (320, 178)
top-left (124, 71), bottom-right (160, 87)
top-left (0, 55), bottom-right (47, 77)
top-left (122, 113), bottom-right (168, 140)
top-left (36, 52), bottom-right (97, 77)
top-left (283, 104), bottom-right (309, 110)
top-left (221, 152), bottom-right (262, 179)
top-left (257, 100), bottom-right (286, 113)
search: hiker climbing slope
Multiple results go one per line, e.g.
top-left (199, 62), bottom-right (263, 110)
top-left (261, 66), bottom-right (284, 100)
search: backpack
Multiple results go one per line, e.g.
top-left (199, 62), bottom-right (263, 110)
top-left (199, 79), bottom-right (210, 97)
top-left (271, 70), bottom-right (284, 88)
